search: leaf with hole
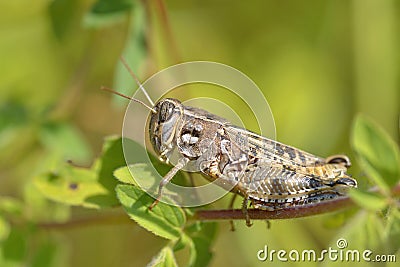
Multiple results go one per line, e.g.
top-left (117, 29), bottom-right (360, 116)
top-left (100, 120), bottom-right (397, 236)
top-left (34, 165), bottom-right (107, 209)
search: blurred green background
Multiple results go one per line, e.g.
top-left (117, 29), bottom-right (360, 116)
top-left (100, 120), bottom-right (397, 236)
top-left (0, 0), bottom-right (399, 266)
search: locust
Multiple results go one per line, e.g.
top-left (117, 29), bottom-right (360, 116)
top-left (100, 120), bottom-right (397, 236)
top-left (103, 58), bottom-right (357, 226)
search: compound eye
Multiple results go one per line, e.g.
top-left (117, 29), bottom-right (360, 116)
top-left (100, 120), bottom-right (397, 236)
top-left (159, 102), bottom-right (175, 122)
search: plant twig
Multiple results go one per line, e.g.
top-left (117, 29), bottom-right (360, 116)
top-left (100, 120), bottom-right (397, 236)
top-left (194, 196), bottom-right (354, 221)
top-left (193, 184), bottom-right (400, 222)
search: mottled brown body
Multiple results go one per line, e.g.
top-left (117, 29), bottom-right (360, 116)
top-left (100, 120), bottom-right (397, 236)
top-left (148, 98), bottom-right (357, 217)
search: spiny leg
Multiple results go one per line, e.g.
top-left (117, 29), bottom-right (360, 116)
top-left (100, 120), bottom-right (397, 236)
top-left (149, 158), bottom-right (189, 210)
top-left (241, 196), bottom-right (252, 227)
top-left (228, 193), bottom-right (238, 231)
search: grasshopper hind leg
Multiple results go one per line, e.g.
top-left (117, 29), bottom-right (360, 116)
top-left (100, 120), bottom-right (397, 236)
top-left (149, 157), bottom-right (189, 210)
top-left (228, 194), bottom-right (238, 231)
top-left (241, 197), bottom-right (271, 229)
top-left (241, 196), bottom-right (253, 227)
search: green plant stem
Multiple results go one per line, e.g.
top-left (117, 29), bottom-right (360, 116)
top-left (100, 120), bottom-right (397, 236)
top-left (193, 184), bottom-right (400, 222)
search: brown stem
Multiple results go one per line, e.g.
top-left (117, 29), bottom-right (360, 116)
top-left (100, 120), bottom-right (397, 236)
top-left (193, 184), bottom-right (400, 222)
top-left (194, 196), bottom-right (354, 221)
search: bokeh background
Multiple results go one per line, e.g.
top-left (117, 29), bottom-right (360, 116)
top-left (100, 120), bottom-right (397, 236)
top-left (0, 0), bottom-right (399, 266)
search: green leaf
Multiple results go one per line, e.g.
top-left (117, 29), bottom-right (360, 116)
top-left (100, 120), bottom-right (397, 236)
top-left (348, 189), bottom-right (388, 211)
top-left (96, 136), bottom-right (147, 176)
top-left (190, 237), bottom-right (213, 267)
top-left (86, 136), bottom-right (128, 207)
top-left (172, 222), bottom-right (217, 267)
top-left (186, 222), bottom-right (217, 267)
top-left (112, 137), bottom-right (189, 184)
top-left (147, 247), bottom-right (178, 267)
top-left (351, 114), bottom-right (400, 191)
top-left (116, 184), bottom-right (185, 240)
top-left (176, 234), bottom-right (196, 266)
top-left (113, 166), bottom-right (138, 186)
top-left (114, 163), bottom-right (159, 190)
top-left (34, 136), bottom-right (154, 209)
top-left (33, 165), bottom-right (107, 209)
top-left (114, 162), bottom-right (188, 198)
top-left (172, 234), bottom-right (189, 252)
top-left (83, 0), bottom-right (135, 28)
top-left (0, 216), bottom-right (10, 242)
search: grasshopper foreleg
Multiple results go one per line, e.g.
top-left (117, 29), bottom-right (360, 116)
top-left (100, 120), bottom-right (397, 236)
top-left (149, 157), bottom-right (189, 210)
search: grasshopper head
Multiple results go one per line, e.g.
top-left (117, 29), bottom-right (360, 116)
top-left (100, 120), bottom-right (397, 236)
top-left (149, 98), bottom-right (184, 161)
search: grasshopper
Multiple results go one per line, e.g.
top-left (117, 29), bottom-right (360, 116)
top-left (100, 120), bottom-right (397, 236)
top-left (103, 59), bottom-right (357, 226)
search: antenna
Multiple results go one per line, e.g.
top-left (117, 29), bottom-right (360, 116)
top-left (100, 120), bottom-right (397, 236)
top-left (101, 86), bottom-right (156, 113)
top-left (119, 56), bottom-right (155, 107)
